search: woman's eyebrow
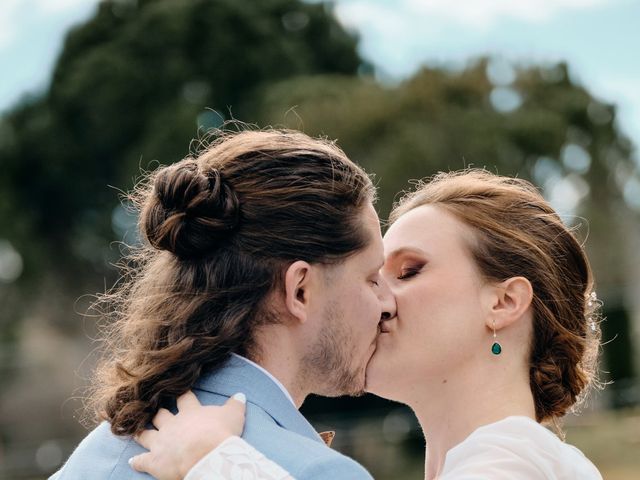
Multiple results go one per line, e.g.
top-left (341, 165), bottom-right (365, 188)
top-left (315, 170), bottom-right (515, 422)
top-left (385, 246), bottom-right (428, 261)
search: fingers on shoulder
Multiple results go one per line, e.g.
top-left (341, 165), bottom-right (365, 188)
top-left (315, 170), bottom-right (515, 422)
top-left (177, 390), bottom-right (202, 411)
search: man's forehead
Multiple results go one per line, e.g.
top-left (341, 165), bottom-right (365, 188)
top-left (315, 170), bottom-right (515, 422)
top-left (350, 202), bottom-right (383, 266)
top-left (361, 202), bottom-right (382, 230)
top-left (365, 231), bottom-right (385, 267)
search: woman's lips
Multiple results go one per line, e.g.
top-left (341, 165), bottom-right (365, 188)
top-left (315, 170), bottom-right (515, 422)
top-left (378, 316), bottom-right (395, 333)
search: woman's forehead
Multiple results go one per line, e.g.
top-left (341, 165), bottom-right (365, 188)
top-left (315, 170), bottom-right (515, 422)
top-left (383, 205), bottom-right (473, 256)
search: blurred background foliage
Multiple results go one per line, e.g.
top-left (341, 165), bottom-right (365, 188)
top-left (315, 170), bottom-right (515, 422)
top-left (0, 0), bottom-right (639, 478)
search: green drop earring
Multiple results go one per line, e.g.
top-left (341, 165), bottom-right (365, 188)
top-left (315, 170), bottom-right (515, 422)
top-left (491, 320), bottom-right (502, 355)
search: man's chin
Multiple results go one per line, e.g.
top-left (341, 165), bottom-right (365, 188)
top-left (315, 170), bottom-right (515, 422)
top-left (324, 368), bottom-right (367, 398)
top-left (314, 383), bottom-right (365, 398)
top-left (340, 378), bottom-right (366, 398)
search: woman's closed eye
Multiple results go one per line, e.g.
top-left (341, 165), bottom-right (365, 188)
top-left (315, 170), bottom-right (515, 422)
top-left (397, 265), bottom-right (423, 280)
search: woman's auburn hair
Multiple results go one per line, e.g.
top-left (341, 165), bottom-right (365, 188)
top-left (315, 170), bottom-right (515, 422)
top-left (86, 129), bottom-right (375, 436)
top-left (390, 169), bottom-right (602, 426)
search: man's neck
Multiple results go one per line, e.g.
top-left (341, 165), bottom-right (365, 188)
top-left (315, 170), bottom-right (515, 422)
top-left (253, 355), bottom-right (308, 408)
top-left (231, 353), bottom-right (300, 407)
top-left (242, 327), bottom-right (309, 408)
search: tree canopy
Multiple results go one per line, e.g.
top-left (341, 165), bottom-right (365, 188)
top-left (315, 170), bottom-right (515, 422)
top-left (0, 0), bottom-right (637, 385)
top-left (1, 3), bottom-right (638, 478)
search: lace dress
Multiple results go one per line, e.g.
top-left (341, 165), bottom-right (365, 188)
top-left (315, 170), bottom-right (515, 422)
top-left (185, 436), bottom-right (293, 480)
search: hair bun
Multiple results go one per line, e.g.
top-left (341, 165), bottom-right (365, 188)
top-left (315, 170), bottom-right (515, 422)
top-left (142, 160), bottom-right (240, 258)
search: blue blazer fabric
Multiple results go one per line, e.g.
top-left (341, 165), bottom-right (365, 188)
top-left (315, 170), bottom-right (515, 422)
top-left (49, 355), bottom-right (373, 479)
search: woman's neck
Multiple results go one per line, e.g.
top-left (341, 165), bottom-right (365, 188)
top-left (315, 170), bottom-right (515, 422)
top-left (409, 369), bottom-right (536, 480)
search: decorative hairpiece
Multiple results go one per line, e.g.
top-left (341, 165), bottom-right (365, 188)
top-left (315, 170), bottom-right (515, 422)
top-left (586, 291), bottom-right (599, 332)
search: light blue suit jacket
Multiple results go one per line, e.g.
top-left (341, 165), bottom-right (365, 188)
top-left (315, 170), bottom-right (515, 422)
top-left (50, 355), bottom-right (372, 479)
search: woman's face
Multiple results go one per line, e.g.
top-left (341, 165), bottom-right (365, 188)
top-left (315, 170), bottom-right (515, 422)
top-left (365, 204), bottom-right (495, 401)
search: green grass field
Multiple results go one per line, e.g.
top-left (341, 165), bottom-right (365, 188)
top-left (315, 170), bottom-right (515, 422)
top-left (565, 408), bottom-right (640, 480)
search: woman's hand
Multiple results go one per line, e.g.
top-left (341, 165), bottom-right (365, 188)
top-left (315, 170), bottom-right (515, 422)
top-left (129, 391), bottom-right (247, 480)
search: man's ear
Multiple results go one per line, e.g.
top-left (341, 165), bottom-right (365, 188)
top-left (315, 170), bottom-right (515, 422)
top-left (284, 260), bottom-right (313, 324)
top-left (487, 276), bottom-right (533, 330)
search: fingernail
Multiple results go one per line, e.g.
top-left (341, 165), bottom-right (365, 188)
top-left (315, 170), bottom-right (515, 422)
top-left (232, 392), bottom-right (246, 404)
top-left (128, 457), bottom-right (134, 466)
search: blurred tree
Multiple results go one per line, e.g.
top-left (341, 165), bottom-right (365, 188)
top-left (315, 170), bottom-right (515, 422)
top-left (0, 0), bottom-right (362, 335)
top-left (601, 304), bottom-right (636, 407)
top-left (0, 0), bottom-right (638, 408)
top-left (254, 60), bottom-right (639, 395)
top-left (1, 2), bottom-right (639, 477)
top-left (255, 61), bottom-right (634, 222)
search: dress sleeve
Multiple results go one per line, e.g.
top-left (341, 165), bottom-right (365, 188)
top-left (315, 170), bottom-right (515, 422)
top-left (185, 436), bottom-right (295, 480)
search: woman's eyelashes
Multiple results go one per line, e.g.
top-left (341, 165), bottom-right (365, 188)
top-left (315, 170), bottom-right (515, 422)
top-left (397, 264), bottom-right (424, 280)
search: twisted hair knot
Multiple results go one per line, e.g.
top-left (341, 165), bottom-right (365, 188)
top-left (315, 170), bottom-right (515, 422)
top-left (143, 160), bottom-right (240, 258)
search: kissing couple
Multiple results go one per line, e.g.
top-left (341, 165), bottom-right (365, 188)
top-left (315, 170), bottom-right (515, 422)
top-left (51, 129), bottom-right (602, 479)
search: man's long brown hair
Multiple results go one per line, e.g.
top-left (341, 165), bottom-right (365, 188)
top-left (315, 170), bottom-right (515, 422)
top-left (88, 129), bottom-right (375, 436)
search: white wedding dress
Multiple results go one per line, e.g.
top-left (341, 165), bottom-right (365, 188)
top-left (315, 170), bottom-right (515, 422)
top-left (185, 416), bottom-right (602, 480)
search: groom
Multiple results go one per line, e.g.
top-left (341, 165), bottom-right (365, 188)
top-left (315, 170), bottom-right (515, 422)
top-left (50, 130), bottom-right (396, 479)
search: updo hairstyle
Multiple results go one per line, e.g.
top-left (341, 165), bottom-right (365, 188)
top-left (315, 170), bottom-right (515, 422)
top-left (390, 169), bottom-right (601, 425)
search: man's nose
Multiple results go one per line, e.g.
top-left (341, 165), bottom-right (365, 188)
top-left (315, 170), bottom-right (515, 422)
top-left (377, 275), bottom-right (397, 320)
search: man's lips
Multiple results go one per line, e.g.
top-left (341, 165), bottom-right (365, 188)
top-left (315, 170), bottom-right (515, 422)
top-left (378, 316), bottom-right (395, 333)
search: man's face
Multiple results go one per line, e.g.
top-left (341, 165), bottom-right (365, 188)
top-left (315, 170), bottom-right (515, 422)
top-left (303, 203), bottom-right (395, 397)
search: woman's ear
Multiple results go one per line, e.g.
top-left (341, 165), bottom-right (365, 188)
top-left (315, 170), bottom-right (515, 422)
top-left (283, 260), bottom-right (312, 324)
top-left (487, 276), bottom-right (533, 330)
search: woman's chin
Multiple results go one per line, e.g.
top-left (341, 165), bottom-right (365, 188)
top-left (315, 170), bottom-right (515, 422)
top-left (364, 348), bottom-right (396, 397)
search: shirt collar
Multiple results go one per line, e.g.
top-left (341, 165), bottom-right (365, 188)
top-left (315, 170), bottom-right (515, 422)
top-left (231, 353), bottom-right (296, 407)
top-left (195, 354), bottom-right (322, 444)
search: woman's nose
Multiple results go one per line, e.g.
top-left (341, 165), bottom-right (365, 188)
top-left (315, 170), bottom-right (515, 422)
top-left (377, 276), bottom-right (397, 320)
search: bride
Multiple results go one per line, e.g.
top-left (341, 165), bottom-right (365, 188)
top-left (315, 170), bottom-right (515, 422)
top-left (130, 170), bottom-right (603, 479)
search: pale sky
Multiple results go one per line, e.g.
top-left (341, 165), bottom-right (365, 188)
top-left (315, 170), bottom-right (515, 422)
top-left (1, 0), bottom-right (639, 158)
